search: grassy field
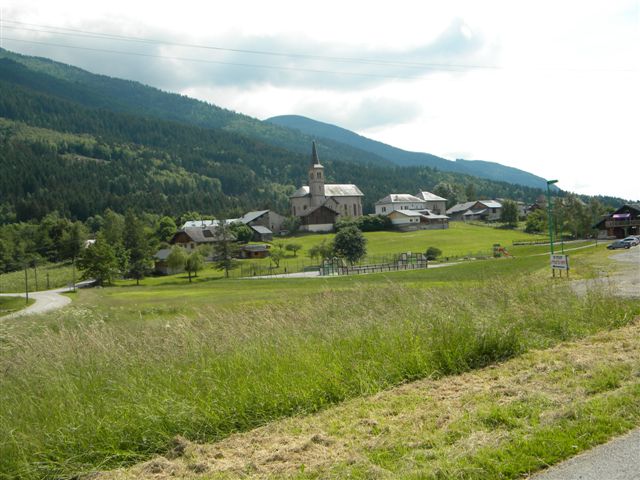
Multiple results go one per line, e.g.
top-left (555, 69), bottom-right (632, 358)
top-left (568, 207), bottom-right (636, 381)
top-left (1, 244), bottom-right (638, 479)
top-left (0, 262), bottom-right (75, 293)
top-left (0, 296), bottom-right (34, 317)
top-left (117, 224), bottom-right (557, 286)
top-left (106, 321), bottom-right (640, 480)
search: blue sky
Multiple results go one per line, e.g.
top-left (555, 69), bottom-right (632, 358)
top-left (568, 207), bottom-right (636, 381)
top-left (1, 0), bottom-right (638, 200)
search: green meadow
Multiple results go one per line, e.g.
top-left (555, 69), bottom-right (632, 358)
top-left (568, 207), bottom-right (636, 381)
top-left (1, 242), bottom-right (638, 479)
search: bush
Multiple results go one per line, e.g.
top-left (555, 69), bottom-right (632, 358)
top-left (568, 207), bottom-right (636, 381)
top-left (425, 246), bottom-right (442, 260)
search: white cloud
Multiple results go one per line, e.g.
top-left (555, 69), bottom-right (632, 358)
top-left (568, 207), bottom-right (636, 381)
top-left (2, 0), bottom-right (638, 200)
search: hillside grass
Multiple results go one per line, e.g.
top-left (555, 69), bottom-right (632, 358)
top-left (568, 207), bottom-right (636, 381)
top-left (0, 261), bottom-right (75, 293)
top-left (105, 320), bottom-right (640, 480)
top-left (0, 296), bottom-right (34, 317)
top-left (1, 246), bottom-right (638, 479)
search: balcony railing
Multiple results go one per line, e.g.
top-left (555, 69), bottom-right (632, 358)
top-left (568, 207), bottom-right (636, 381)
top-left (605, 219), bottom-right (640, 228)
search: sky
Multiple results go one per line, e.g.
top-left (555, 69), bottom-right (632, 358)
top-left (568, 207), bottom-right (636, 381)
top-left (1, 0), bottom-right (638, 200)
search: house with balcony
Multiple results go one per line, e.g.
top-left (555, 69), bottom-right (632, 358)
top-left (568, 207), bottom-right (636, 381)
top-left (594, 204), bottom-right (640, 238)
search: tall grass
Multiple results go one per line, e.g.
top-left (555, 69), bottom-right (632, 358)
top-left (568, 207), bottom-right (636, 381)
top-left (0, 280), bottom-right (637, 479)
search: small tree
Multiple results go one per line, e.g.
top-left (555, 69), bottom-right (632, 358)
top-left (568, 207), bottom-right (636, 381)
top-left (124, 210), bottom-right (152, 285)
top-left (425, 246), bottom-right (442, 260)
top-left (333, 226), bottom-right (367, 265)
top-left (285, 243), bottom-right (302, 257)
top-left (229, 222), bottom-right (253, 243)
top-left (166, 246), bottom-right (187, 274)
top-left (281, 216), bottom-right (301, 235)
top-left (212, 222), bottom-right (239, 278)
top-left (270, 246), bottom-right (284, 268)
top-left (307, 239), bottom-right (334, 263)
top-left (77, 236), bottom-right (119, 286)
top-left (185, 251), bottom-right (204, 282)
top-left (156, 216), bottom-right (177, 242)
top-left (500, 200), bottom-right (519, 228)
top-left (525, 209), bottom-right (547, 233)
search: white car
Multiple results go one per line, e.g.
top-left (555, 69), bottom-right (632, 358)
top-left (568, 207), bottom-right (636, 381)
top-left (622, 236), bottom-right (639, 246)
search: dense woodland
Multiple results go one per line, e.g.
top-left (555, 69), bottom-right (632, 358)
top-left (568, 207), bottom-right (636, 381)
top-left (0, 49), bottom-right (629, 274)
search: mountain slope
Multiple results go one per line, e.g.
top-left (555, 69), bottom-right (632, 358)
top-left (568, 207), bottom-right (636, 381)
top-left (267, 115), bottom-right (553, 190)
top-left (0, 48), bottom-right (393, 168)
top-left (0, 48), bottom-right (569, 221)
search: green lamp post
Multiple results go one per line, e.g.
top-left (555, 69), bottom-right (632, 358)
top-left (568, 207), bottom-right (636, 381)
top-left (546, 179), bottom-right (558, 254)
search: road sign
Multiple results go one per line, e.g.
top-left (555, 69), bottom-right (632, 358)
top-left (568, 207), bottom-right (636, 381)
top-left (550, 254), bottom-right (569, 271)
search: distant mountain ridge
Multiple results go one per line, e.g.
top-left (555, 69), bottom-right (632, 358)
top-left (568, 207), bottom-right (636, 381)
top-left (267, 115), bottom-right (554, 190)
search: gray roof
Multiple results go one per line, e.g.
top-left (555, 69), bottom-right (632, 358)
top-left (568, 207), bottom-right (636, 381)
top-left (172, 226), bottom-right (235, 244)
top-left (417, 209), bottom-right (449, 219)
top-left (250, 225), bottom-right (272, 235)
top-left (389, 209), bottom-right (423, 217)
top-left (446, 201), bottom-right (477, 215)
top-left (375, 194), bottom-right (425, 205)
top-left (416, 191), bottom-right (447, 202)
top-left (477, 200), bottom-right (502, 209)
top-left (239, 210), bottom-right (270, 224)
top-left (290, 184), bottom-right (364, 198)
top-left (464, 209), bottom-right (487, 216)
top-left (154, 248), bottom-right (172, 260)
top-left (181, 218), bottom-right (239, 229)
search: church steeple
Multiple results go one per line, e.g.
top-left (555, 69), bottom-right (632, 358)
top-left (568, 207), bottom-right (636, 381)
top-left (311, 140), bottom-right (321, 166)
top-left (308, 141), bottom-right (325, 207)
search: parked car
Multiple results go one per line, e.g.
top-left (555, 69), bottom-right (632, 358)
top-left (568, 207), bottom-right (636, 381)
top-left (622, 236), bottom-right (639, 246)
top-left (607, 240), bottom-right (631, 250)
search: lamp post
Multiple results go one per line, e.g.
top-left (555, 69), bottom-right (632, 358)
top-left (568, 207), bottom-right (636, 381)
top-left (546, 180), bottom-right (558, 254)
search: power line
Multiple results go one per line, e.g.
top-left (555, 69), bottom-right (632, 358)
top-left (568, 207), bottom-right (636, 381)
top-left (0, 18), bottom-right (498, 71)
top-left (1, 37), bottom-right (442, 80)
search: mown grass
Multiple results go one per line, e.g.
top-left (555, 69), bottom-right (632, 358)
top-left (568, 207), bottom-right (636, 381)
top-left (1, 257), bottom-right (638, 479)
top-left (0, 262), bottom-right (75, 293)
top-left (0, 296), bottom-right (34, 317)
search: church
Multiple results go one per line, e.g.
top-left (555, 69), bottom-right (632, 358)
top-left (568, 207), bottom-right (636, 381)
top-left (290, 142), bottom-right (364, 232)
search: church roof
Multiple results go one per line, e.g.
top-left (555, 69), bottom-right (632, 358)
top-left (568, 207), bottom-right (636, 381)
top-left (290, 184), bottom-right (364, 198)
top-left (311, 140), bottom-right (322, 167)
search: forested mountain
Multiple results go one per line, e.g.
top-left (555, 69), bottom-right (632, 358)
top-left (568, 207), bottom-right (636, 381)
top-left (267, 115), bottom-right (553, 190)
top-left (0, 48), bottom-right (625, 225)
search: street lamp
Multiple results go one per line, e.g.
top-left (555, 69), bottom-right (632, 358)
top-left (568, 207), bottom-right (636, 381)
top-left (546, 180), bottom-right (558, 254)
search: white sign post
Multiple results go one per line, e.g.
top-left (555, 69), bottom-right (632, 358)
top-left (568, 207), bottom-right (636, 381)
top-left (550, 254), bottom-right (569, 277)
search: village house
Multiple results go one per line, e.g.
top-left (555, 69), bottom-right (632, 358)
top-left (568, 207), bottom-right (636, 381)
top-left (387, 209), bottom-right (449, 231)
top-left (238, 210), bottom-right (286, 240)
top-left (447, 200), bottom-right (503, 221)
top-left (594, 204), bottom-right (640, 238)
top-left (374, 192), bottom-right (449, 231)
top-left (415, 191), bottom-right (447, 215)
top-left (374, 194), bottom-right (426, 215)
top-left (290, 142), bottom-right (364, 232)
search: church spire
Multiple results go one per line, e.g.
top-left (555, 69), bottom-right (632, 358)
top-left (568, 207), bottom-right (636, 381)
top-left (311, 140), bottom-right (321, 166)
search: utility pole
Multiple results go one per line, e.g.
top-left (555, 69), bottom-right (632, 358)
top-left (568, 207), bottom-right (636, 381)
top-left (546, 179), bottom-right (558, 254)
top-left (24, 264), bottom-right (29, 305)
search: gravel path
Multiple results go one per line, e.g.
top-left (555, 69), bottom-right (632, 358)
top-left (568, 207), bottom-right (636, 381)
top-left (571, 247), bottom-right (640, 298)
top-left (0, 287), bottom-right (72, 319)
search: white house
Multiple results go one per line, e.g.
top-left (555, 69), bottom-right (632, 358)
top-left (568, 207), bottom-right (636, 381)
top-left (415, 191), bottom-right (447, 215)
top-left (374, 194), bottom-right (426, 215)
top-left (387, 210), bottom-right (449, 231)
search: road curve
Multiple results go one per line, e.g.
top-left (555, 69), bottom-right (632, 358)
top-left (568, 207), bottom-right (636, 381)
top-left (0, 287), bottom-right (72, 319)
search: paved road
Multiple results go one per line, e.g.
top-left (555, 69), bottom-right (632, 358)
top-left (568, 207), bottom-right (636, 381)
top-left (531, 429), bottom-right (640, 480)
top-left (0, 286), bottom-right (72, 319)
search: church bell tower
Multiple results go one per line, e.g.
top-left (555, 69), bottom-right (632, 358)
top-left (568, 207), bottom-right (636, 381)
top-left (308, 141), bottom-right (325, 207)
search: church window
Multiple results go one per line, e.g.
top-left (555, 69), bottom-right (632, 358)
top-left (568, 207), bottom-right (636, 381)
top-left (316, 172), bottom-right (321, 178)
top-left (353, 204), bottom-right (357, 215)
top-left (293, 206), bottom-right (296, 215)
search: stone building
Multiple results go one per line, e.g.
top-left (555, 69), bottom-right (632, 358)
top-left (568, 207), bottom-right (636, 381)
top-left (290, 142), bottom-right (364, 232)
